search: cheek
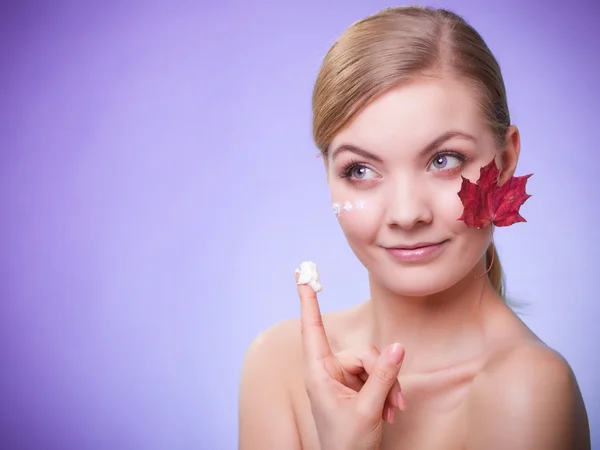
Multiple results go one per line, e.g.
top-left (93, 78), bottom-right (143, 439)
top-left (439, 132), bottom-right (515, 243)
top-left (432, 181), bottom-right (465, 228)
top-left (433, 184), bottom-right (492, 256)
top-left (432, 182), bottom-right (491, 254)
top-left (332, 198), bottom-right (381, 244)
top-left (447, 199), bottom-right (465, 229)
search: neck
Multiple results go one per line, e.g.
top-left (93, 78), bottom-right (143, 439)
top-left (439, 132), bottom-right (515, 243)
top-left (364, 259), bottom-right (502, 374)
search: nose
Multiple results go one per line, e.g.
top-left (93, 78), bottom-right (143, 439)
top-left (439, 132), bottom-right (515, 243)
top-left (384, 178), bottom-right (433, 230)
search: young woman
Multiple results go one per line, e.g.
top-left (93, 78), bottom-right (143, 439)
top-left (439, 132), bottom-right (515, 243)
top-left (238, 6), bottom-right (590, 449)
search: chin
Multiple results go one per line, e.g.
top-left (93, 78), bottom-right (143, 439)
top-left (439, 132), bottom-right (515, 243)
top-left (352, 243), bottom-right (484, 298)
top-left (376, 266), bottom-right (464, 297)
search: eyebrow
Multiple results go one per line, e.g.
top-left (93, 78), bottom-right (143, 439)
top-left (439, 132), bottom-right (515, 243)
top-left (330, 130), bottom-right (478, 161)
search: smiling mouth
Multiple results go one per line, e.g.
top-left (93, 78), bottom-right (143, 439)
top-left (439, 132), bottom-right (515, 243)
top-left (388, 241), bottom-right (447, 250)
top-left (384, 240), bottom-right (448, 262)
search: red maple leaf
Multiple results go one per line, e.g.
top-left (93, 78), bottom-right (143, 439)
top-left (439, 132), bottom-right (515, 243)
top-left (458, 158), bottom-right (532, 229)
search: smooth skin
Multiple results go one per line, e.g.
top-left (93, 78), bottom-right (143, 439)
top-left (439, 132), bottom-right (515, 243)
top-left (238, 78), bottom-right (591, 449)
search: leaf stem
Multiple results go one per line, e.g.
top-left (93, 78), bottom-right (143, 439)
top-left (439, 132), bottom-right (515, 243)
top-left (476, 226), bottom-right (495, 279)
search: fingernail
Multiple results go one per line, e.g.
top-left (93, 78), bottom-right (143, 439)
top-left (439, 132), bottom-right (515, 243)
top-left (387, 343), bottom-right (404, 365)
top-left (386, 406), bottom-right (395, 423)
top-left (397, 392), bottom-right (406, 411)
top-left (295, 268), bottom-right (299, 282)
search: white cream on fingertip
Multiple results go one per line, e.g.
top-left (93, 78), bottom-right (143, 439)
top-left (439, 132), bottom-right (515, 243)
top-left (296, 261), bottom-right (322, 293)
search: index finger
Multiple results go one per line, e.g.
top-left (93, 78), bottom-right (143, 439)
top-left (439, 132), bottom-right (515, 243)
top-left (296, 268), bottom-right (333, 363)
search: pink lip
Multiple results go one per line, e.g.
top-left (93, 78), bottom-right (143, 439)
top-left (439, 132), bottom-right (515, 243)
top-left (385, 241), bottom-right (447, 262)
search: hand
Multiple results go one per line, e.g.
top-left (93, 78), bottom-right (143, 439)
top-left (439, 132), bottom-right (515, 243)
top-left (296, 274), bottom-right (406, 450)
top-left (334, 345), bottom-right (407, 422)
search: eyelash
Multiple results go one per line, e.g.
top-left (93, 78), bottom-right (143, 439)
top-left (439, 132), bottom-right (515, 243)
top-left (338, 150), bottom-right (468, 182)
top-left (339, 158), bottom-right (367, 180)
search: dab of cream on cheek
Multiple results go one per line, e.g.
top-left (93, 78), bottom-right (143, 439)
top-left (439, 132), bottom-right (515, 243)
top-left (332, 200), bottom-right (366, 218)
top-left (296, 261), bottom-right (322, 293)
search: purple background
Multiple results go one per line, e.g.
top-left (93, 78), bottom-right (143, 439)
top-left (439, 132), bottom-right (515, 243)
top-left (1, 1), bottom-right (598, 448)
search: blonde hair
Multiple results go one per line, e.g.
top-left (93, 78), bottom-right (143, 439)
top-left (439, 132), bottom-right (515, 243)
top-left (312, 6), bottom-right (510, 299)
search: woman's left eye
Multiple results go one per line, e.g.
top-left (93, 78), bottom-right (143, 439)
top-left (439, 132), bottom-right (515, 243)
top-left (428, 153), bottom-right (464, 172)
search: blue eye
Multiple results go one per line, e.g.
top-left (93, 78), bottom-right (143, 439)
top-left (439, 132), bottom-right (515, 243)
top-left (340, 160), bottom-right (378, 181)
top-left (429, 152), bottom-right (465, 171)
top-left (350, 165), bottom-right (375, 180)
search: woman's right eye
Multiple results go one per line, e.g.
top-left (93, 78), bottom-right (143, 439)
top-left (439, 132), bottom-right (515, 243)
top-left (349, 165), bottom-right (376, 180)
top-left (340, 162), bottom-right (377, 181)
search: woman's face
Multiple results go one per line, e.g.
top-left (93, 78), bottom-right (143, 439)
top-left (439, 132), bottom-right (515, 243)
top-left (327, 77), bottom-right (512, 296)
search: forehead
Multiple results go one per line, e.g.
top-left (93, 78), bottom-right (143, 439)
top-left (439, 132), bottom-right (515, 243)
top-left (330, 77), bottom-right (487, 153)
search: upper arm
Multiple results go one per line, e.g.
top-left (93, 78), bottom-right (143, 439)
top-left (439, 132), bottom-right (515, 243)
top-left (466, 345), bottom-right (590, 450)
top-left (238, 321), bottom-right (303, 450)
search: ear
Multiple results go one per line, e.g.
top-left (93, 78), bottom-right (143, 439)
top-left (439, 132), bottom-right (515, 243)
top-left (498, 125), bottom-right (521, 185)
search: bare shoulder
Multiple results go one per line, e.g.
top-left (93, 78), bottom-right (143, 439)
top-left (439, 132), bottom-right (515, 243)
top-left (241, 308), bottom-right (348, 376)
top-left (238, 310), bottom-right (347, 450)
top-left (465, 341), bottom-right (591, 450)
top-left (239, 317), bottom-right (307, 402)
top-left (244, 318), bottom-right (304, 367)
top-left (238, 318), bottom-right (304, 450)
